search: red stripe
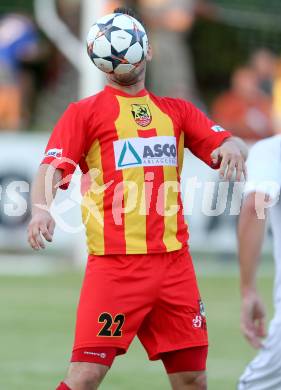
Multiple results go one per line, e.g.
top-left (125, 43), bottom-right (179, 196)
top-left (176, 189), bottom-right (188, 245)
top-left (138, 129), bottom-right (166, 252)
top-left (148, 93), bottom-right (188, 249)
top-left (175, 134), bottom-right (189, 246)
top-left (100, 97), bottom-right (126, 254)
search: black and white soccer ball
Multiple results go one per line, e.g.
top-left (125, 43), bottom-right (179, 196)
top-left (87, 13), bottom-right (148, 75)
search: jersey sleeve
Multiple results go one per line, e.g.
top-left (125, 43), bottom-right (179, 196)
top-left (244, 136), bottom-right (281, 200)
top-left (180, 100), bottom-right (232, 168)
top-left (41, 103), bottom-right (86, 190)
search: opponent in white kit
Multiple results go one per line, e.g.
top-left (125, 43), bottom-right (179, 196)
top-left (238, 135), bottom-right (281, 390)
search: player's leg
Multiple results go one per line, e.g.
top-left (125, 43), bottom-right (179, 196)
top-left (238, 314), bottom-right (281, 390)
top-left (168, 372), bottom-right (206, 390)
top-left (58, 363), bottom-right (108, 390)
top-left (56, 252), bottom-right (158, 389)
top-left (56, 346), bottom-right (117, 389)
top-left (57, 363), bottom-right (108, 390)
top-left (162, 346), bottom-right (208, 390)
top-left (138, 248), bottom-right (208, 389)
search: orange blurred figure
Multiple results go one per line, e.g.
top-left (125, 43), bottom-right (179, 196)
top-left (272, 58), bottom-right (281, 134)
top-left (212, 67), bottom-right (273, 141)
top-left (0, 65), bottom-right (21, 130)
top-left (250, 49), bottom-right (277, 96)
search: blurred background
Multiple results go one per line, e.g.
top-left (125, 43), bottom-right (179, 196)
top-left (0, 0), bottom-right (280, 389)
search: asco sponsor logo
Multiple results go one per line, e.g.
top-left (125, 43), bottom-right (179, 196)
top-left (114, 136), bottom-right (177, 170)
top-left (45, 148), bottom-right (63, 159)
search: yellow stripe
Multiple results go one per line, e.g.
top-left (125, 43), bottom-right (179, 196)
top-left (115, 96), bottom-right (147, 253)
top-left (82, 140), bottom-right (105, 254)
top-left (147, 99), bottom-right (182, 250)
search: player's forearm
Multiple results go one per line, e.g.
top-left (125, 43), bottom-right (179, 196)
top-left (31, 165), bottom-right (62, 215)
top-left (238, 196), bottom-right (266, 296)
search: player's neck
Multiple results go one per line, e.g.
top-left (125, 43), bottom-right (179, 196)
top-left (106, 78), bottom-right (146, 96)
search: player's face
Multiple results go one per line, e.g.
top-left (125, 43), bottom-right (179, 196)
top-left (109, 61), bottom-right (146, 86)
top-left (108, 44), bottom-right (152, 87)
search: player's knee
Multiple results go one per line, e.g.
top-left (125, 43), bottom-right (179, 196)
top-left (192, 371), bottom-right (207, 389)
top-left (171, 371), bottom-right (207, 389)
top-left (66, 362), bottom-right (108, 389)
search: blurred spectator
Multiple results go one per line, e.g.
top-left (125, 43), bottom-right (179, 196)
top-left (104, 0), bottom-right (125, 14)
top-left (273, 58), bottom-right (281, 134)
top-left (137, 0), bottom-right (219, 102)
top-left (57, 0), bottom-right (80, 36)
top-left (138, 0), bottom-right (199, 101)
top-left (0, 63), bottom-right (21, 130)
top-left (250, 48), bottom-right (277, 97)
top-left (0, 13), bottom-right (48, 130)
top-left (212, 67), bottom-right (273, 141)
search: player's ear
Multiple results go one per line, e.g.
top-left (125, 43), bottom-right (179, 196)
top-left (146, 44), bottom-right (153, 62)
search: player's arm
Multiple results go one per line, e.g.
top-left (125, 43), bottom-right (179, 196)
top-left (27, 103), bottom-right (86, 250)
top-left (28, 165), bottom-right (62, 250)
top-left (181, 101), bottom-right (247, 181)
top-left (239, 192), bottom-right (267, 348)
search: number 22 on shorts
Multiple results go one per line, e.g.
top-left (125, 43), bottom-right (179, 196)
top-left (97, 312), bottom-right (125, 337)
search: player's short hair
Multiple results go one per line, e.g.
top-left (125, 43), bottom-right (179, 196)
top-left (113, 6), bottom-right (144, 27)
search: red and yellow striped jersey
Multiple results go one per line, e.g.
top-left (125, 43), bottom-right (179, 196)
top-left (42, 86), bottom-right (231, 255)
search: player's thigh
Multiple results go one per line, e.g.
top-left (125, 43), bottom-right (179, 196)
top-left (138, 250), bottom-right (208, 360)
top-left (65, 362), bottom-right (109, 388)
top-left (73, 254), bottom-right (155, 353)
top-left (162, 346), bottom-right (208, 390)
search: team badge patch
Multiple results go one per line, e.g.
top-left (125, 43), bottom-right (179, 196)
top-left (131, 104), bottom-right (152, 127)
top-left (192, 299), bottom-right (207, 330)
top-left (45, 148), bottom-right (63, 159)
top-left (211, 125), bottom-right (225, 133)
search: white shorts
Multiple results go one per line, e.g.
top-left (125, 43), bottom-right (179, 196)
top-left (238, 315), bottom-right (281, 390)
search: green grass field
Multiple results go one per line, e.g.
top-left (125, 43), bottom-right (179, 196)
top-left (0, 257), bottom-right (274, 390)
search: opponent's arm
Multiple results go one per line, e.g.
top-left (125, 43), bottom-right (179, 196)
top-left (211, 136), bottom-right (248, 181)
top-left (28, 164), bottom-right (62, 250)
top-left (239, 192), bottom-right (267, 348)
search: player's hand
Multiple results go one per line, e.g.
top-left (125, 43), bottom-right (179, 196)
top-left (240, 290), bottom-right (266, 349)
top-left (211, 138), bottom-right (247, 181)
top-left (27, 209), bottom-right (55, 250)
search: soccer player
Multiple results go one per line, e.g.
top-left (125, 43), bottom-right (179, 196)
top-left (28, 7), bottom-right (247, 390)
top-left (238, 135), bottom-right (281, 390)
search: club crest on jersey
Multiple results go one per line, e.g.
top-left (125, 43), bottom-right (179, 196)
top-left (131, 104), bottom-right (152, 127)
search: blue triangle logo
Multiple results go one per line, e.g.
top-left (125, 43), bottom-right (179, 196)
top-left (118, 141), bottom-right (142, 168)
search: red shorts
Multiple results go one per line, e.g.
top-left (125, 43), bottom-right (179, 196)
top-left (72, 247), bottom-right (208, 361)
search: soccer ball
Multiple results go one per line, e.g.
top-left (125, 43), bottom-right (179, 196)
top-left (87, 13), bottom-right (148, 75)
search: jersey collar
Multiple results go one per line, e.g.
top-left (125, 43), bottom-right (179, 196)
top-left (104, 85), bottom-right (148, 98)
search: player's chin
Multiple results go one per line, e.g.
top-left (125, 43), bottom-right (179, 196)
top-left (110, 62), bottom-right (145, 86)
